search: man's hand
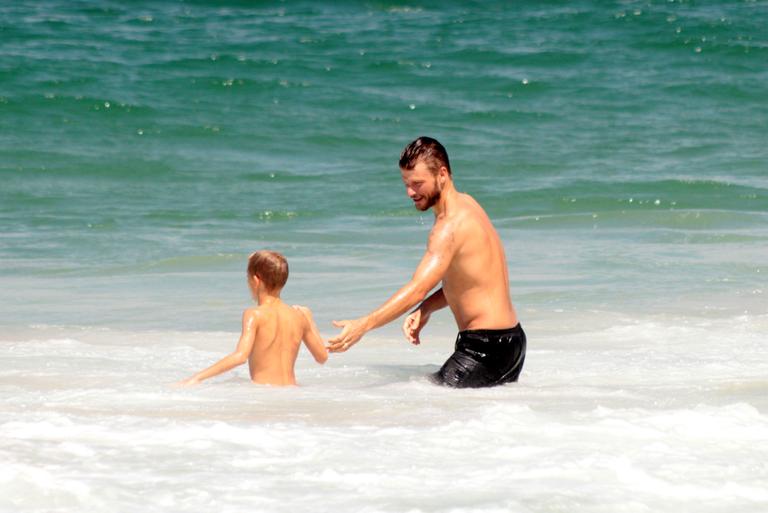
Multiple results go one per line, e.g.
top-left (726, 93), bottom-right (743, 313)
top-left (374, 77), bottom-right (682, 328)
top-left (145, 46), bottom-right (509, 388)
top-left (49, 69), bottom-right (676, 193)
top-left (328, 317), bottom-right (369, 352)
top-left (402, 308), bottom-right (430, 345)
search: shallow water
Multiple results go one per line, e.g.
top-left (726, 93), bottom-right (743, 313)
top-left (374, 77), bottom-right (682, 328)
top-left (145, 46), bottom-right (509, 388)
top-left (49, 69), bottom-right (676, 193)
top-left (1, 1), bottom-right (767, 511)
top-left (2, 312), bottom-right (768, 512)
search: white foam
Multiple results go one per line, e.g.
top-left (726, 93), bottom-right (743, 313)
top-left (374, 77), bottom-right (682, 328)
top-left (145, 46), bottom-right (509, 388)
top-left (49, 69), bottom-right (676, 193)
top-left (1, 317), bottom-right (767, 512)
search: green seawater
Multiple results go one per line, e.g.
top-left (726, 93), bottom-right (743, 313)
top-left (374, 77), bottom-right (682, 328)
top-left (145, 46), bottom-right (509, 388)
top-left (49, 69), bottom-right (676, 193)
top-left (0, 1), bottom-right (766, 330)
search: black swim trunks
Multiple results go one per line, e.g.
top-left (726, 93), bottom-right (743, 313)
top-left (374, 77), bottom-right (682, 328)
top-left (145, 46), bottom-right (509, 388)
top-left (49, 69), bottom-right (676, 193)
top-left (431, 324), bottom-right (526, 388)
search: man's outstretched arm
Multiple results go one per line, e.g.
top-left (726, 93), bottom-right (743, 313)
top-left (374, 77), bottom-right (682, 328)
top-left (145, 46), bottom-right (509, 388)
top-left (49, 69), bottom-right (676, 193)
top-left (328, 222), bottom-right (455, 352)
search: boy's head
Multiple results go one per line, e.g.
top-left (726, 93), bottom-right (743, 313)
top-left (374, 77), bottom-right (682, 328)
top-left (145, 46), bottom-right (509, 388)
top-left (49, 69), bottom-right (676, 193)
top-left (247, 250), bottom-right (289, 293)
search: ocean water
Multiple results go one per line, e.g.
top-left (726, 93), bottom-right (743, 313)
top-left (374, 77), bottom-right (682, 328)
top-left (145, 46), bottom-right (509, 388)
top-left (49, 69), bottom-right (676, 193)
top-left (1, 1), bottom-right (767, 512)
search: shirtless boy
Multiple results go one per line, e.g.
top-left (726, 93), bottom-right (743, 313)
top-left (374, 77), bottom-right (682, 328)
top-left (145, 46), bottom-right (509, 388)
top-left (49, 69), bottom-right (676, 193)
top-left (329, 137), bottom-right (526, 388)
top-left (176, 250), bottom-right (327, 387)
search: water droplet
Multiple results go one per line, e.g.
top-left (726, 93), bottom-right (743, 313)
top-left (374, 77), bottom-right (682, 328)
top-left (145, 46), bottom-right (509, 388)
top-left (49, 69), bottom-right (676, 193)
top-left (695, 47), bottom-right (702, 53)
top-left (409, 104), bottom-right (416, 110)
top-left (137, 129), bottom-right (144, 135)
top-left (522, 78), bottom-right (529, 85)
top-left (654, 199), bottom-right (661, 205)
top-left (104, 101), bottom-right (110, 108)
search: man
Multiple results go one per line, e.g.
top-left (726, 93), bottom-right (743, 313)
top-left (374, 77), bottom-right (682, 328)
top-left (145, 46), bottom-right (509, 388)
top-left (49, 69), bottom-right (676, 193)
top-left (329, 136), bottom-right (526, 388)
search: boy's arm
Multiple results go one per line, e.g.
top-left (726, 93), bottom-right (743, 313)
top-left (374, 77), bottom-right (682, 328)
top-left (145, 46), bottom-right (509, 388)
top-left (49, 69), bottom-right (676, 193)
top-left (175, 309), bottom-right (260, 386)
top-left (293, 305), bottom-right (328, 364)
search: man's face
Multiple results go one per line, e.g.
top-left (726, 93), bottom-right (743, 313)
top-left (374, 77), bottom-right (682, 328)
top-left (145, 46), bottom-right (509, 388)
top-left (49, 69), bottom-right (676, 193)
top-left (400, 161), bottom-right (441, 212)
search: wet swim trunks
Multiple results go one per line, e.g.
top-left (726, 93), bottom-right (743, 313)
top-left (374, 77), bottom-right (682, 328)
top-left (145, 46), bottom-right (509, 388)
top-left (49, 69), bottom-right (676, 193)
top-left (431, 324), bottom-right (526, 388)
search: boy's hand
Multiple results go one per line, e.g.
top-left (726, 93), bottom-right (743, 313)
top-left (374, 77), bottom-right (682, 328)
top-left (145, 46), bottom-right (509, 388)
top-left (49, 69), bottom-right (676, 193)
top-left (173, 377), bottom-right (201, 388)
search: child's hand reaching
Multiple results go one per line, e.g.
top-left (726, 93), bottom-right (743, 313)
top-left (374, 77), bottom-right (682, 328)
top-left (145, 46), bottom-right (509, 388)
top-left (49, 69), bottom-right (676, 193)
top-left (172, 376), bottom-right (200, 388)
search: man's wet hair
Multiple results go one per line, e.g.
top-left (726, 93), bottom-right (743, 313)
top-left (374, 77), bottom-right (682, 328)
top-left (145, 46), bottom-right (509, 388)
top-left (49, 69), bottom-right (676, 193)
top-left (247, 250), bottom-right (289, 291)
top-left (399, 136), bottom-right (452, 176)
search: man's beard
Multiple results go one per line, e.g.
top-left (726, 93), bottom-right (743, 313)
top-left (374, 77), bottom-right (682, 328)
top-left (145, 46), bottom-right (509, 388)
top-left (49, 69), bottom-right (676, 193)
top-left (415, 181), bottom-right (442, 211)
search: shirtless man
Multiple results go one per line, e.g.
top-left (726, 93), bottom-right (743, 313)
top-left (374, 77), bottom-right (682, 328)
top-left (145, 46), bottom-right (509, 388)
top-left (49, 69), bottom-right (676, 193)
top-left (329, 137), bottom-right (526, 388)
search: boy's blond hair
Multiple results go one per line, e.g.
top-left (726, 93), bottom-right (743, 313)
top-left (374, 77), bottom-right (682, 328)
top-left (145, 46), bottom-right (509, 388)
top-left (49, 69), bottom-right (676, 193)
top-left (247, 250), bottom-right (289, 291)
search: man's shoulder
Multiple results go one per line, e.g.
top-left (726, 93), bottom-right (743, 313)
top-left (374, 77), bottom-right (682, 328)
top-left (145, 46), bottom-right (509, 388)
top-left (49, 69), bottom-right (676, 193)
top-left (456, 193), bottom-right (493, 226)
top-left (459, 192), bottom-right (488, 213)
top-left (439, 194), bottom-right (486, 228)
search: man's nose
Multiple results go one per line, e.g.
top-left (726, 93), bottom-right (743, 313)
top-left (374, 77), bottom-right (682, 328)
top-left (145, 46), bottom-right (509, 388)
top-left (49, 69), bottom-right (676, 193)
top-left (406, 187), bottom-right (416, 198)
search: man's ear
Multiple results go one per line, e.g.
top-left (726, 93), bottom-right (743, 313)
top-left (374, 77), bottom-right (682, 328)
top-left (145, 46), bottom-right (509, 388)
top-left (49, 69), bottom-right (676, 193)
top-left (439, 166), bottom-right (449, 184)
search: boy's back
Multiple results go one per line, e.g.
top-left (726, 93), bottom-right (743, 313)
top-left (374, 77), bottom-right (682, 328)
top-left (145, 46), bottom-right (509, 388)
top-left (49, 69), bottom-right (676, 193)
top-left (176, 250), bottom-right (327, 388)
top-left (248, 301), bottom-right (316, 386)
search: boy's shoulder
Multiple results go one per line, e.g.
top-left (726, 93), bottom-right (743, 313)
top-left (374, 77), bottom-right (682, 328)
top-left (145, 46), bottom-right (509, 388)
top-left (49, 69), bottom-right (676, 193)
top-left (243, 304), bottom-right (308, 325)
top-left (291, 304), bottom-right (313, 317)
top-left (242, 306), bottom-right (266, 324)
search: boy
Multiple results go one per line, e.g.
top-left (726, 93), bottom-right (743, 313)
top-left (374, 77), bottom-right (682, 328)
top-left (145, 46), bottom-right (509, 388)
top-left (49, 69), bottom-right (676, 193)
top-left (176, 250), bottom-right (327, 387)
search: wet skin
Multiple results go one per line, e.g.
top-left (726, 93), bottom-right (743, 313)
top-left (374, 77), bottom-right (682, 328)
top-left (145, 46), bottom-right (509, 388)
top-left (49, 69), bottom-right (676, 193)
top-left (329, 160), bottom-right (518, 352)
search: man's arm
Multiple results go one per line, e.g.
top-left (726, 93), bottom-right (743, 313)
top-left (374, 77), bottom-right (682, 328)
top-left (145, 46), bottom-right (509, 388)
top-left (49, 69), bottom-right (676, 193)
top-left (175, 309), bottom-right (259, 386)
top-left (402, 287), bottom-right (448, 345)
top-left (328, 221), bottom-right (456, 352)
top-left (415, 287), bottom-right (448, 316)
